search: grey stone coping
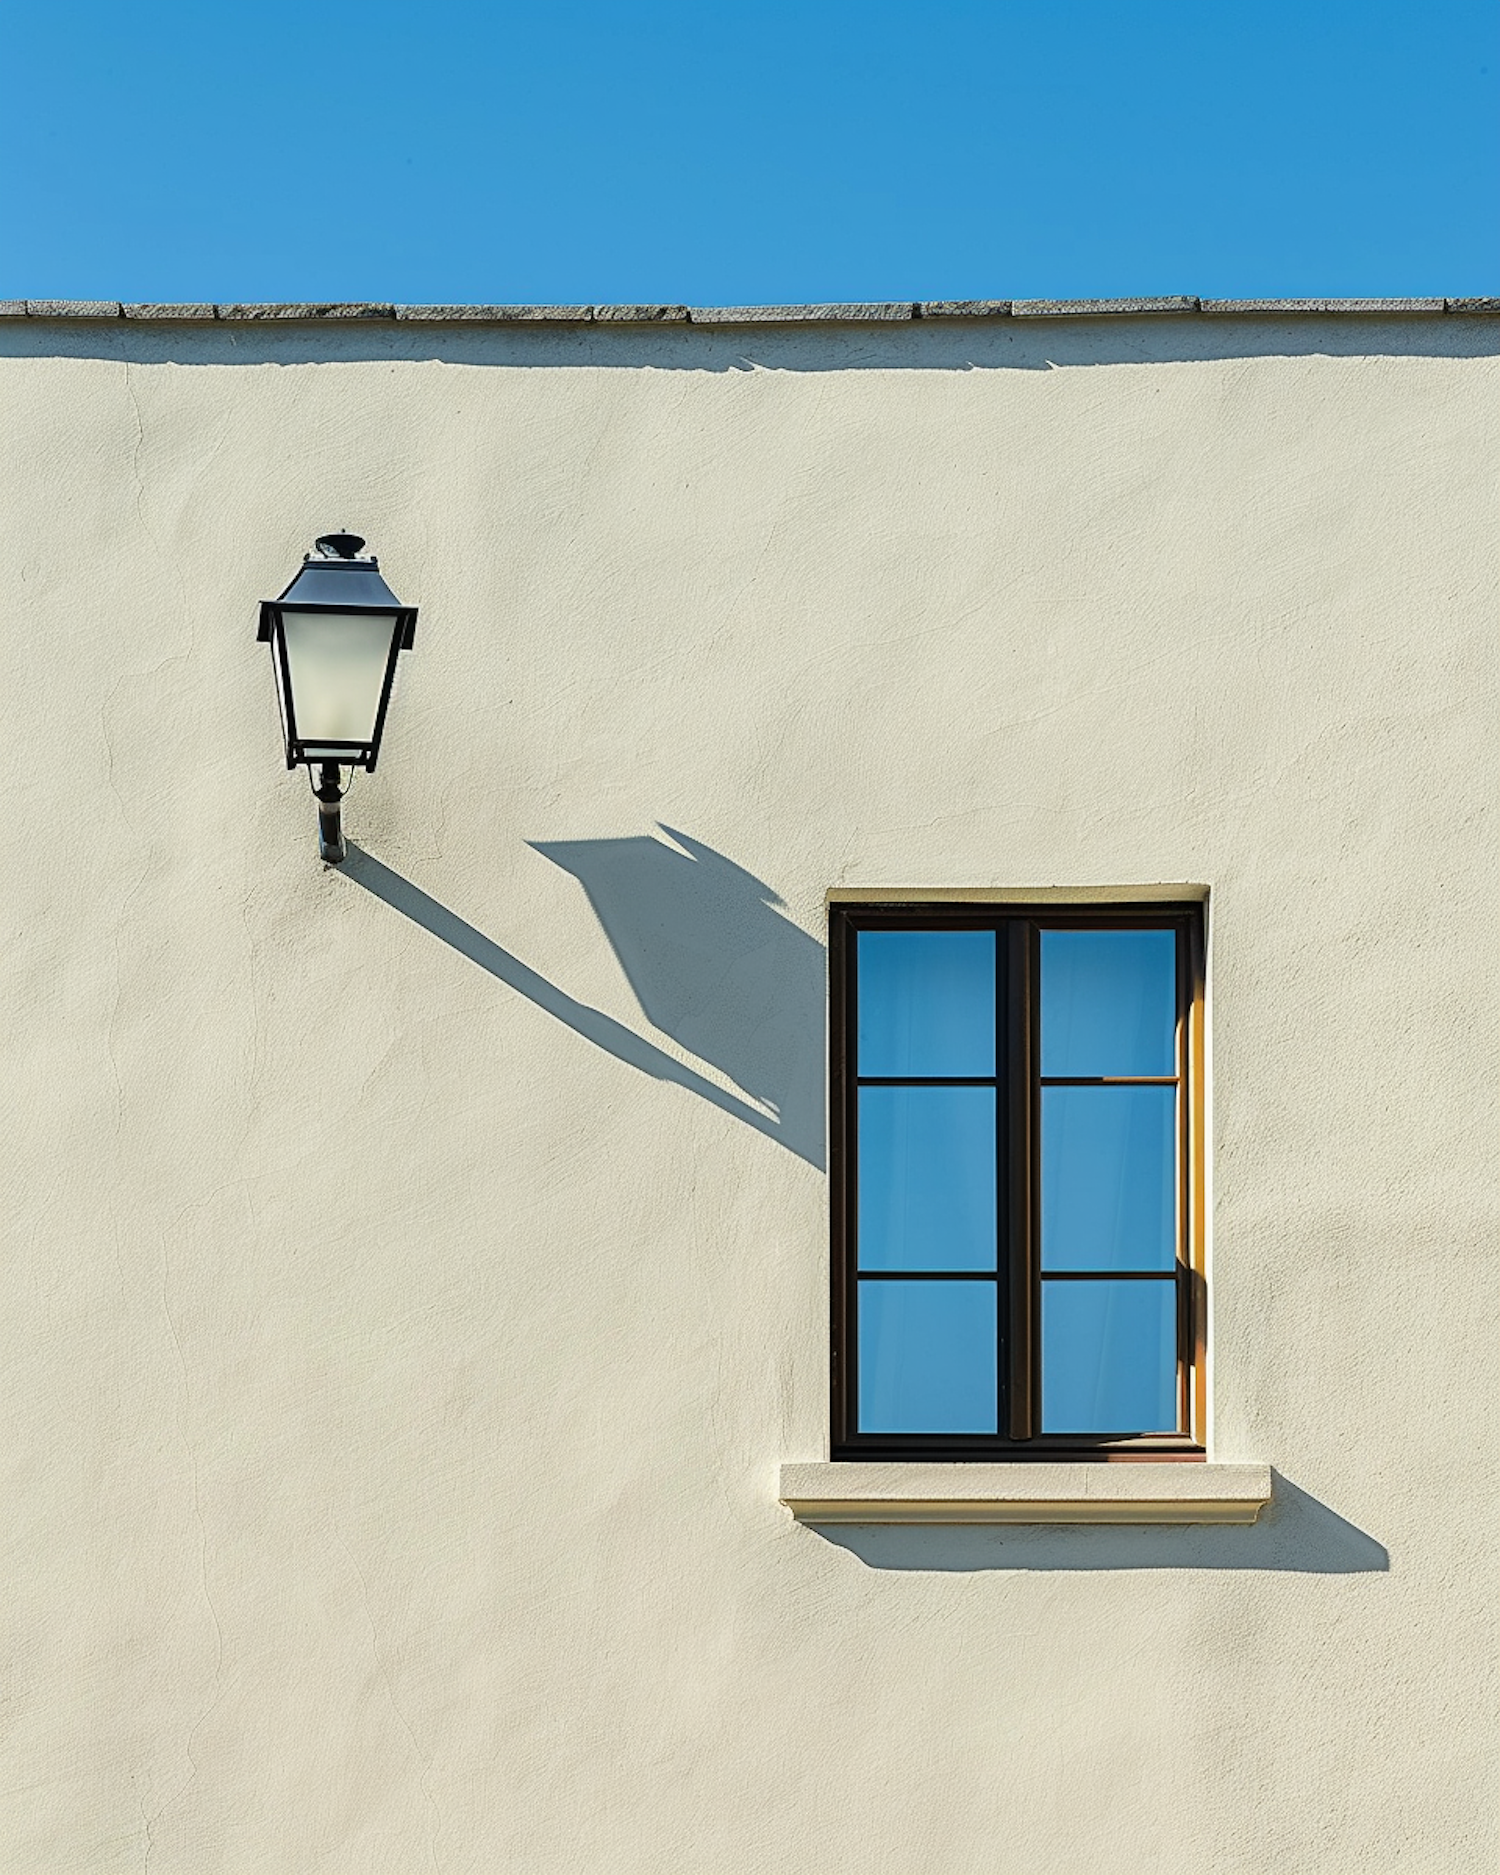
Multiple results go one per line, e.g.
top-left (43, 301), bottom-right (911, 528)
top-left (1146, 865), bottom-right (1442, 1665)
top-left (123, 303), bottom-right (217, 321)
top-left (396, 304), bottom-right (594, 322)
top-left (24, 300), bottom-right (124, 318)
top-left (686, 302), bottom-right (914, 323)
top-left (0, 296), bottom-right (1493, 324)
top-left (596, 304), bottom-right (690, 323)
top-left (215, 303), bottom-right (398, 320)
top-left (919, 300), bottom-right (1013, 318)
top-left (1012, 295), bottom-right (1198, 317)
top-left (1200, 296), bottom-right (1446, 315)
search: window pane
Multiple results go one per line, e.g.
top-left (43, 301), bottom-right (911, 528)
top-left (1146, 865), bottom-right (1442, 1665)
top-left (1040, 929), bottom-right (1177, 1078)
top-left (858, 1086), bottom-right (997, 1271)
top-left (858, 1280), bottom-right (998, 1433)
top-left (1040, 1085), bottom-right (1176, 1271)
top-left (1040, 1280), bottom-right (1177, 1433)
top-left (857, 930), bottom-right (995, 1078)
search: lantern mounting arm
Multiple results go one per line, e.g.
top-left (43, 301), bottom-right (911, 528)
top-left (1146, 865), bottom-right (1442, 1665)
top-left (311, 763), bottom-right (349, 865)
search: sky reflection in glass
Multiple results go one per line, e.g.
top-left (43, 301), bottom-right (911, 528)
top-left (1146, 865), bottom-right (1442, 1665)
top-left (1040, 928), bottom-right (1176, 1078)
top-left (858, 1086), bottom-right (997, 1271)
top-left (857, 930), bottom-right (995, 1078)
top-left (1041, 1280), bottom-right (1177, 1432)
top-left (858, 1280), bottom-right (997, 1433)
top-left (1041, 1085), bottom-right (1176, 1271)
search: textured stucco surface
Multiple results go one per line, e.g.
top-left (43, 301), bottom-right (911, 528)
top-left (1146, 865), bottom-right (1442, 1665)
top-left (2, 317), bottom-right (1496, 1872)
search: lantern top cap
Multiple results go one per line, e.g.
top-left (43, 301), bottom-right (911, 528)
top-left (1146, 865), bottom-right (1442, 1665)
top-left (259, 531), bottom-right (416, 638)
top-left (312, 532), bottom-right (372, 564)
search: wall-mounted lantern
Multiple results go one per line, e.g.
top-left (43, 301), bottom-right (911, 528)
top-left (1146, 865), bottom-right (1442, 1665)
top-left (258, 533), bottom-right (417, 863)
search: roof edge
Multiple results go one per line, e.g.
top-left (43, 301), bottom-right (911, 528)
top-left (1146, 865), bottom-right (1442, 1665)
top-left (3, 297), bottom-right (1496, 326)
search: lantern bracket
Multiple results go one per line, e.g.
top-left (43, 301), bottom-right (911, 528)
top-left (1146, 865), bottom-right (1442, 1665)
top-left (312, 763), bottom-right (349, 866)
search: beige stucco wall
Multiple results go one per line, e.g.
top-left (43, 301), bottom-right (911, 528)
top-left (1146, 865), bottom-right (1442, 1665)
top-left (2, 314), bottom-right (1496, 1872)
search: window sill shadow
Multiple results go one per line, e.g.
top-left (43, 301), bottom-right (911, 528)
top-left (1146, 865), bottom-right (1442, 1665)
top-left (796, 1472), bottom-right (1386, 1573)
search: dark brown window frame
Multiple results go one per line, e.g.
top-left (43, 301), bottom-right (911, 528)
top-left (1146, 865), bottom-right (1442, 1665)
top-left (829, 901), bottom-right (1207, 1462)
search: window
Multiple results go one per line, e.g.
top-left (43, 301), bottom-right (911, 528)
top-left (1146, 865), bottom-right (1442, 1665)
top-left (829, 903), bottom-right (1205, 1460)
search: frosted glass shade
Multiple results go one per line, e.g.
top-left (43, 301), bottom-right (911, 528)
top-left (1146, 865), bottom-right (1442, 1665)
top-left (276, 608), bottom-right (401, 758)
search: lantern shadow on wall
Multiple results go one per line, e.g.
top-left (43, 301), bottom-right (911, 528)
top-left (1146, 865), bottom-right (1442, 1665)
top-left (531, 828), bottom-right (826, 1168)
top-left (342, 829), bottom-right (825, 1169)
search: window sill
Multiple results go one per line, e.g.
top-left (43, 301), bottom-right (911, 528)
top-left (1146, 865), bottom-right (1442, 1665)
top-left (779, 1462), bottom-right (1272, 1526)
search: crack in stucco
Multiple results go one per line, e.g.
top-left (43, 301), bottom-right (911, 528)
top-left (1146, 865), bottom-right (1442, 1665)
top-left (145, 1217), bottom-right (229, 1866)
top-left (140, 1785), bottom-right (156, 1875)
top-left (100, 671), bottom-right (136, 836)
top-left (337, 1529), bottom-right (445, 1875)
top-left (121, 359), bottom-right (198, 677)
top-left (124, 361), bottom-right (149, 538)
top-left (105, 853), bottom-right (151, 1139)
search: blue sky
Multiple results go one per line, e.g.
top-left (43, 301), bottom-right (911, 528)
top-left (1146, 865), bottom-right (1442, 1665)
top-left (5, 1), bottom-right (1495, 304)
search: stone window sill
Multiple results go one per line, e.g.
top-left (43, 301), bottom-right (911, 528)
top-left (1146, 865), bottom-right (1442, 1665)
top-left (779, 1462), bottom-right (1272, 1526)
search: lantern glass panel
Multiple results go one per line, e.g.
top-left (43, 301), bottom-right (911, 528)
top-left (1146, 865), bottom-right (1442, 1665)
top-left (280, 609), bottom-right (399, 751)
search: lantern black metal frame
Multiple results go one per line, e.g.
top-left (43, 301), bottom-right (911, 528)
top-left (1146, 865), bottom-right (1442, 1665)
top-left (258, 532), bottom-right (418, 863)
